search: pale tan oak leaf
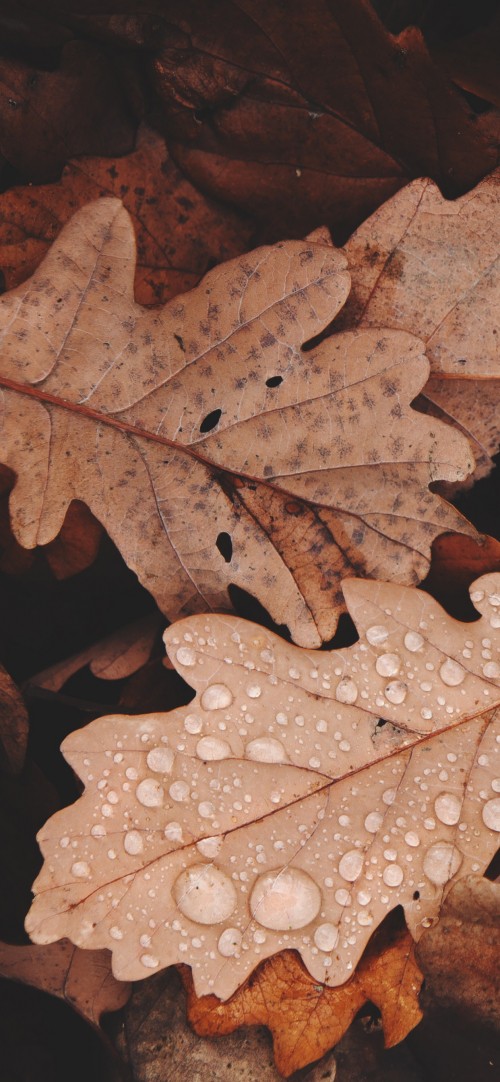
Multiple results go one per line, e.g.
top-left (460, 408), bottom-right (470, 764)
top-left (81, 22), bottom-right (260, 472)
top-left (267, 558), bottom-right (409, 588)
top-left (26, 573), bottom-right (500, 999)
top-left (0, 199), bottom-right (475, 646)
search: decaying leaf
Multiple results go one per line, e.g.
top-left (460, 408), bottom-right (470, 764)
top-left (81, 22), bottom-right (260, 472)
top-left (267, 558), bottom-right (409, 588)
top-left (183, 916), bottom-right (423, 1076)
top-left (26, 573), bottom-right (500, 1003)
top-left (28, 614), bottom-right (162, 694)
top-left (416, 874), bottom-right (500, 1031)
top-left (0, 125), bottom-right (252, 307)
top-left (0, 940), bottom-right (130, 1027)
top-left (0, 663), bottom-right (28, 774)
top-left (153, 0), bottom-right (494, 240)
top-left (0, 40), bottom-right (139, 182)
top-left (337, 170), bottom-right (500, 481)
top-left (0, 198), bottom-right (475, 647)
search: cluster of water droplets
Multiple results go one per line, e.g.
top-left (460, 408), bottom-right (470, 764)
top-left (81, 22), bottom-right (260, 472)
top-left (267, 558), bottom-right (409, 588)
top-left (27, 575), bottom-right (500, 997)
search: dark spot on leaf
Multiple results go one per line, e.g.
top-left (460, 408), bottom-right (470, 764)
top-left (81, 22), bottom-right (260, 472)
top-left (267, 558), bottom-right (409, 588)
top-left (200, 408), bottom-right (222, 433)
top-left (174, 334), bottom-right (185, 352)
top-left (216, 532), bottom-right (232, 563)
top-left (266, 375), bottom-right (283, 388)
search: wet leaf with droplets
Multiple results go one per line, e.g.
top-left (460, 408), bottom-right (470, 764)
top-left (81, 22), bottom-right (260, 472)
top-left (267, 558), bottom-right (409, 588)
top-left (0, 198), bottom-right (475, 647)
top-left (26, 573), bottom-right (500, 1004)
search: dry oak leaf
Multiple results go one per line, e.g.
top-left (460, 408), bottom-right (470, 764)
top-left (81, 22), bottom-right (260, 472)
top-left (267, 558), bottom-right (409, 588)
top-left (0, 125), bottom-right (252, 307)
top-left (0, 40), bottom-right (139, 183)
top-left (27, 614), bottom-right (162, 695)
top-left (0, 663), bottom-right (28, 774)
top-left (336, 170), bottom-right (500, 483)
top-left (153, 0), bottom-right (494, 241)
top-left (415, 874), bottom-right (500, 1031)
top-left (0, 198), bottom-right (475, 647)
top-left (0, 940), bottom-right (130, 1028)
top-left (25, 573), bottom-right (500, 1001)
top-left (182, 917), bottom-right (423, 1076)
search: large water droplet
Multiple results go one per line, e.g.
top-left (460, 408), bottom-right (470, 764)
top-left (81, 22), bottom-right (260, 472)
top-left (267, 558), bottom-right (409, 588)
top-left (382, 863), bottom-right (404, 887)
top-left (146, 746), bottom-right (174, 774)
top-left (404, 631), bottom-right (424, 652)
top-left (250, 867), bottom-right (321, 930)
top-left (164, 821), bottom-right (183, 842)
top-left (218, 927), bottom-right (242, 957)
top-left (71, 861), bottom-right (90, 879)
top-left (384, 680), bottom-right (407, 704)
top-left (338, 850), bottom-right (364, 882)
top-left (335, 677), bottom-right (358, 704)
top-left (196, 835), bottom-right (223, 858)
top-left (423, 842), bottom-right (463, 884)
top-left (366, 625), bottom-right (389, 645)
top-left (136, 778), bottom-right (164, 807)
top-left (176, 646), bottom-right (196, 667)
top-left (196, 736), bottom-right (231, 760)
top-left (439, 659), bottom-right (465, 687)
top-left (482, 797), bottom-right (500, 831)
top-left (245, 737), bottom-right (287, 763)
top-left (434, 792), bottom-right (461, 826)
top-left (123, 830), bottom-right (144, 855)
top-left (201, 684), bottom-right (233, 710)
top-left (169, 780), bottom-right (190, 802)
top-left (483, 661), bottom-right (500, 679)
top-left (173, 864), bottom-right (237, 924)
top-left (376, 653), bottom-right (400, 677)
top-left (314, 923), bottom-right (339, 951)
top-left (364, 811), bottom-right (383, 833)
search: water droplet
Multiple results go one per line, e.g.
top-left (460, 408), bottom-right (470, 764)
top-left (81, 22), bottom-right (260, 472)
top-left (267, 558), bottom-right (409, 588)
top-left (357, 910), bottom-right (374, 926)
top-left (146, 747), bottom-right (174, 774)
top-left (173, 864), bottom-right (237, 924)
top-left (176, 646), bottom-right (196, 667)
top-left (376, 653), bottom-right (401, 677)
top-left (335, 678), bottom-right (358, 704)
top-left (383, 788), bottom-right (396, 805)
top-left (198, 801), bottom-right (215, 818)
top-left (184, 714), bottom-right (203, 734)
top-left (404, 631), bottom-right (424, 652)
top-left (196, 736), bottom-right (231, 760)
top-left (201, 684), bottom-right (233, 710)
top-left (338, 850), bottom-right (363, 882)
top-left (423, 842), bottom-right (463, 884)
top-left (405, 831), bottom-right (420, 847)
top-left (383, 863), bottom-right (404, 887)
top-left (136, 778), bottom-right (164, 807)
top-left (196, 835), bottom-right (223, 858)
top-left (91, 825), bottom-right (106, 838)
top-left (218, 928), bottom-right (242, 957)
top-left (59, 836), bottom-right (70, 849)
top-left (246, 684), bottom-right (262, 699)
top-left (482, 797), bottom-right (500, 831)
top-left (335, 888), bottom-right (351, 906)
top-left (491, 779), bottom-right (500, 793)
top-left (367, 625), bottom-right (389, 645)
top-left (109, 926), bottom-right (123, 940)
top-left (434, 792), bottom-right (461, 826)
top-left (439, 659), bottom-right (465, 687)
top-left (364, 811), bottom-right (383, 833)
top-left (250, 868), bottom-right (321, 930)
top-left (384, 680), bottom-right (407, 704)
top-left (483, 661), bottom-right (500, 679)
top-left (140, 954), bottom-right (159, 968)
top-left (314, 923), bottom-right (339, 951)
top-left (169, 780), bottom-right (190, 802)
top-left (164, 822), bottom-right (183, 842)
top-left (71, 861), bottom-right (90, 879)
top-left (124, 831), bottom-right (144, 855)
top-left (245, 737), bottom-right (287, 763)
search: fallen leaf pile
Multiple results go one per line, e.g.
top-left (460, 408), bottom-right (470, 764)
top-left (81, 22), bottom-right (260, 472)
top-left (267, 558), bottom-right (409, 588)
top-left (1, 4), bottom-right (500, 1081)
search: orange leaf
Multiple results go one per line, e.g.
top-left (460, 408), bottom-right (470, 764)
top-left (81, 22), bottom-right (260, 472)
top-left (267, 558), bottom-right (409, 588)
top-left (182, 917), bottom-right (423, 1075)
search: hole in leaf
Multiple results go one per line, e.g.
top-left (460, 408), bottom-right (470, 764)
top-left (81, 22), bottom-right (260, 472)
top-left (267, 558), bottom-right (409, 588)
top-left (216, 532), bottom-right (233, 563)
top-left (265, 375), bottom-right (283, 388)
top-left (413, 890), bottom-right (420, 900)
top-left (199, 408), bottom-right (222, 433)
